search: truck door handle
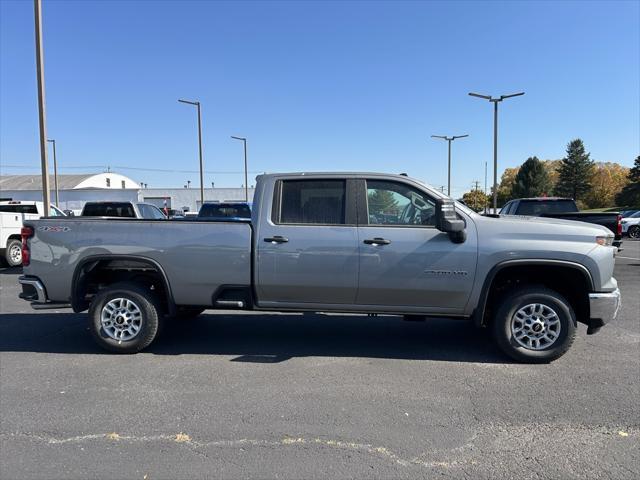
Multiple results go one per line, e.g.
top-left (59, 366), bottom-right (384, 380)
top-left (363, 238), bottom-right (391, 245)
top-left (264, 236), bottom-right (289, 244)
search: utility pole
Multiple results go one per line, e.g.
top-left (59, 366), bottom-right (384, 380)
top-left (178, 99), bottom-right (204, 206)
top-left (231, 136), bottom-right (248, 202)
top-left (46, 139), bottom-right (58, 206)
top-left (472, 180), bottom-right (481, 211)
top-left (484, 161), bottom-right (488, 213)
top-left (431, 134), bottom-right (469, 196)
top-left (34, 0), bottom-right (50, 214)
top-left (468, 91), bottom-right (524, 214)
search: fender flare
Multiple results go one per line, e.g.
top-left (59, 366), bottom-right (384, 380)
top-left (473, 259), bottom-right (594, 327)
top-left (71, 254), bottom-right (176, 314)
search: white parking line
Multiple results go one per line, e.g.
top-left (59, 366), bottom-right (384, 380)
top-left (617, 256), bottom-right (640, 260)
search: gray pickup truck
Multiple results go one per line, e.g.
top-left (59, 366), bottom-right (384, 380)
top-left (18, 172), bottom-right (621, 363)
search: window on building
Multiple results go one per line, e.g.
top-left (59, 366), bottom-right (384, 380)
top-left (106, 177), bottom-right (111, 187)
top-left (121, 180), bottom-right (126, 189)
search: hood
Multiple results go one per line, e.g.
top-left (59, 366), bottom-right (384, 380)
top-left (473, 213), bottom-right (612, 242)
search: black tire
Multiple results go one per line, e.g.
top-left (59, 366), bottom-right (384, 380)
top-left (5, 239), bottom-right (22, 267)
top-left (492, 285), bottom-right (576, 363)
top-left (88, 282), bottom-right (163, 353)
top-left (172, 306), bottom-right (206, 320)
top-left (628, 225), bottom-right (640, 239)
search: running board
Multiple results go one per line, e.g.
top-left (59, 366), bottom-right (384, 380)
top-left (31, 303), bottom-right (72, 310)
top-left (215, 300), bottom-right (245, 308)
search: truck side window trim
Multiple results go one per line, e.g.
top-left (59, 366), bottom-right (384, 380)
top-left (359, 179), bottom-right (438, 229)
top-left (271, 179), bottom-right (357, 226)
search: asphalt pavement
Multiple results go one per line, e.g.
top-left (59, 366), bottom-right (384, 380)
top-left (1, 241), bottom-right (638, 479)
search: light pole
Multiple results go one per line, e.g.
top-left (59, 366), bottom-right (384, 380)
top-left (46, 139), bottom-right (58, 206)
top-left (469, 91), bottom-right (524, 213)
top-left (231, 136), bottom-right (248, 202)
top-left (178, 99), bottom-right (204, 206)
top-left (431, 134), bottom-right (468, 196)
top-left (34, 0), bottom-right (50, 214)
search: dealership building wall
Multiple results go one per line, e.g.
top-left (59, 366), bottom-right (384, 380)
top-left (1, 173), bottom-right (255, 214)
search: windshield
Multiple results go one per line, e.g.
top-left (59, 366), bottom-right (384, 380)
top-left (198, 203), bottom-right (251, 219)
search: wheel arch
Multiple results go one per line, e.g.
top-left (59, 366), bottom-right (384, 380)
top-left (71, 254), bottom-right (176, 315)
top-left (474, 259), bottom-right (594, 328)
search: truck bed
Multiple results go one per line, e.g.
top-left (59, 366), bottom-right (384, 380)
top-left (24, 218), bottom-right (253, 305)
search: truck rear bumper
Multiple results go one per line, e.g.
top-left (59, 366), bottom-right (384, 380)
top-left (587, 288), bottom-right (621, 334)
top-left (18, 276), bottom-right (47, 303)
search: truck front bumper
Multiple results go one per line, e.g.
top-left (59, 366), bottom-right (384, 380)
top-left (587, 288), bottom-right (621, 334)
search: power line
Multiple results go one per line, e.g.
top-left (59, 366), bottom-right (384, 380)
top-left (0, 164), bottom-right (264, 175)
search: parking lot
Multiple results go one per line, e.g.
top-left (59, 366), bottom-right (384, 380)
top-left (0, 241), bottom-right (638, 479)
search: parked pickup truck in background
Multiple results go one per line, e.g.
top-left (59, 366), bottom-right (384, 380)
top-left (18, 172), bottom-right (621, 363)
top-left (81, 201), bottom-right (167, 219)
top-left (500, 197), bottom-right (623, 248)
top-left (0, 201), bottom-right (65, 267)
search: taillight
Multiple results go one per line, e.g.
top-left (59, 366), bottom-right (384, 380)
top-left (617, 215), bottom-right (622, 236)
top-left (21, 226), bottom-right (34, 266)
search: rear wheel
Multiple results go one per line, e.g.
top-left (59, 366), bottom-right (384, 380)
top-left (88, 282), bottom-right (163, 353)
top-left (628, 225), bottom-right (640, 239)
top-left (5, 239), bottom-right (22, 267)
top-left (492, 285), bottom-right (576, 363)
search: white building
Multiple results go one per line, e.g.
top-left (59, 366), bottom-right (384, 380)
top-left (0, 173), bottom-right (255, 214)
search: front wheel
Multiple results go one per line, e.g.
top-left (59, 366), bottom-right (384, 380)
top-left (492, 286), bottom-right (576, 363)
top-left (628, 225), bottom-right (640, 239)
top-left (88, 282), bottom-right (163, 353)
top-left (5, 239), bottom-right (22, 267)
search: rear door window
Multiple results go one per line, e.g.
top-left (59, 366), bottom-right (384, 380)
top-left (275, 180), bottom-right (346, 225)
top-left (83, 203), bottom-right (136, 217)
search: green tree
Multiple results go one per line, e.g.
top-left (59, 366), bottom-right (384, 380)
top-left (512, 156), bottom-right (552, 198)
top-left (554, 139), bottom-right (595, 201)
top-left (615, 156), bottom-right (640, 207)
top-left (368, 189), bottom-right (398, 215)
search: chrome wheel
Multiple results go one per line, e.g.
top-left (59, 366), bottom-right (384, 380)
top-left (9, 243), bottom-right (22, 265)
top-left (629, 226), bottom-right (640, 239)
top-left (100, 298), bottom-right (143, 342)
top-left (511, 303), bottom-right (561, 350)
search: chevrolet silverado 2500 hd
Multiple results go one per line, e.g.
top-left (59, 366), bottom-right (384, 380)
top-left (18, 172), bottom-right (621, 362)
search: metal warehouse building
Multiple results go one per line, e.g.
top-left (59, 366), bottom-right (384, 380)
top-left (0, 173), bottom-right (255, 214)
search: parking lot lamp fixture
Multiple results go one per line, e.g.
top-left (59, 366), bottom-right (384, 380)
top-left (431, 134), bottom-right (469, 196)
top-left (178, 99), bottom-right (204, 205)
top-left (468, 91), bottom-right (524, 214)
top-left (231, 136), bottom-right (248, 202)
top-left (46, 139), bottom-right (59, 206)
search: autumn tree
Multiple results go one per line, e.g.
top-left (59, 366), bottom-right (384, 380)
top-left (583, 162), bottom-right (630, 208)
top-left (462, 189), bottom-right (489, 212)
top-left (554, 139), bottom-right (595, 201)
top-left (615, 156), bottom-right (640, 207)
top-left (512, 156), bottom-right (552, 198)
top-left (495, 167), bottom-right (519, 206)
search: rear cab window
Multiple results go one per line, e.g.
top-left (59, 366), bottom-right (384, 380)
top-left (0, 204), bottom-right (38, 214)
top-left (82, 203), bottom-right (136, 217)
top-left (273, 179), bottom-right (347, 225)
top-left (517, 199), bottom-right (578, 216)
top-left (199, 203), bottom-right (251, 219)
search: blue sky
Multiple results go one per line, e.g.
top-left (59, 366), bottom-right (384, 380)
top-left (1, 0), bottom-right (638, 197)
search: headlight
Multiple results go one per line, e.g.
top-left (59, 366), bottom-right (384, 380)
top-left (596, 236), bottom-right (614, 246)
